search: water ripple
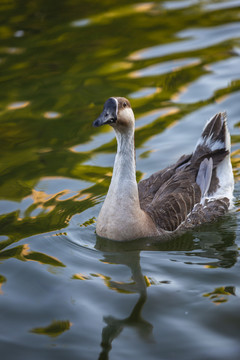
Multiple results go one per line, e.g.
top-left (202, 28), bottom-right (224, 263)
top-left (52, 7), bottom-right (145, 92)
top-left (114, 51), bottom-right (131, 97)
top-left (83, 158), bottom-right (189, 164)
top-left (129, 58), bottom-right (201, 78)
top-left (129, 22), bottom-right (240, 60)
top-left (129, 87), bottom-right (161, 98)
top-left (174, 56), bottom-right (240, 103)
top-left (204, 0), bottom-right (240, 11)
top-left (162, 0), bottom-right (199, 10)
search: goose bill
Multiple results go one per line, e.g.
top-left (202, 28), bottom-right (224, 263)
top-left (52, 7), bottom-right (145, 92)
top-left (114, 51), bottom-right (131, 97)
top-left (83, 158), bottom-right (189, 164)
top-left (93, 97), bottom-right (117, 127)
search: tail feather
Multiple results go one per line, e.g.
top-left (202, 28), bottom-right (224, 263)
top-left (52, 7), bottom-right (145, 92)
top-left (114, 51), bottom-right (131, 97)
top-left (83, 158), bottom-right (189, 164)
top-left (193, 112), bottom-right (233, 203)
top-left (193, 112), bottom-right (230, 165)
top-left (195, 112), bottom-right (230, 153)
top-left (201, 112), bottom-right (226, 145)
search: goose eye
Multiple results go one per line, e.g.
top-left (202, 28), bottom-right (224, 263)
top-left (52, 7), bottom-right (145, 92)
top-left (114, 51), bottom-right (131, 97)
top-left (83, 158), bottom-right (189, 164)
top-left (123, 102), bottom-right (127, 107)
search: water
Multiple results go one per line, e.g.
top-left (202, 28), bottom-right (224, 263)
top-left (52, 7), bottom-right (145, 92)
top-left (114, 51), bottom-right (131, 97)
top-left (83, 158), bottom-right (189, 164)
top-left (0, 0), bottom-right (240, 359)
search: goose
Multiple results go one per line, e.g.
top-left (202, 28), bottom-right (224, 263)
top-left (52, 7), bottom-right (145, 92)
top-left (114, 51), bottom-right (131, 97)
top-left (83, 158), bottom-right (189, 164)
top-left (93, 97), bottom-right (234, 241)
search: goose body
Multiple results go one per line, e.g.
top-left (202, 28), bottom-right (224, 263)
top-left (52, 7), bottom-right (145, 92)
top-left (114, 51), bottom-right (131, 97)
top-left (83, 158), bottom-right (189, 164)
top-left (93, 97), bottom-right (234, 241)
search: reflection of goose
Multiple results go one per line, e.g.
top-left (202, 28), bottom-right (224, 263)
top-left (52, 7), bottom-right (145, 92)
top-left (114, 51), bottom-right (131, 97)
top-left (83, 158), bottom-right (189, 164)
top-left (99, 294), bottom-right (153, 360)
top-left (98, 251), bottom-right (153, 360)
top-left (93, 97), bottom-right (234, 241)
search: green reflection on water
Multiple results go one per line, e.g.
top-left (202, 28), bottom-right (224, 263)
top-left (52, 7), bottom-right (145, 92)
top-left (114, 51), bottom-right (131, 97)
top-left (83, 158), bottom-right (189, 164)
top-left (0, 243), bottom-right (65, 267)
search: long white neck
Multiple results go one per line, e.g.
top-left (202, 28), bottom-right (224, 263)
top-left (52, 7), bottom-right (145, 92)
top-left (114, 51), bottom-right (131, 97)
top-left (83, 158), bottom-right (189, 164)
top-left (108, 127), bottom-right (138, 199)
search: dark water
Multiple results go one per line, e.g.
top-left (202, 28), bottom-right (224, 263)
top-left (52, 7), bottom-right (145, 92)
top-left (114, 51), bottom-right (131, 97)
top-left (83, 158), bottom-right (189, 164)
top-left (1, 0), bottom-right (240, 359)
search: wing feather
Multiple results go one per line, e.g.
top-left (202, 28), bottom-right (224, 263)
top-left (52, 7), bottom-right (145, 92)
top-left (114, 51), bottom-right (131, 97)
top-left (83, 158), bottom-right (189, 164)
top-left (138, 154), bottom-right (191, 209)
top-left (179, 198), bottom-right (230, 230)
top-left (142, 170), bottom-right (201, 232)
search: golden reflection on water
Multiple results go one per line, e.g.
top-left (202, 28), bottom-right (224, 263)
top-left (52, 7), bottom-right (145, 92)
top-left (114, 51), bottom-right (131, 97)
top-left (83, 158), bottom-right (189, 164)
top-left (30, 320), bottom-right (72, 337)
top-left (71, 2), bottom-right (155, 28)
top-left (32, 189), bottom-right (55, 203)
top-left (133, 3), bottom-right (156, 12)
top-left (17, 189), bottom-right (60, 220)
top-left (73, 252), bottom-right (169, 295)
top-left (203, 286), bottom-right (236, 305)
top-left (215, 94), bottom-right (229, 104)
top-left (80, 217), bottom-right (96, 227)
top-left (0, 274), bottom-right (6, 295)
top-left (171, 84), bottom-right (189, 101)
top-left (72, 273), bottom-right (91, 280)
top-left (21, 183), bottom-right (94, 220)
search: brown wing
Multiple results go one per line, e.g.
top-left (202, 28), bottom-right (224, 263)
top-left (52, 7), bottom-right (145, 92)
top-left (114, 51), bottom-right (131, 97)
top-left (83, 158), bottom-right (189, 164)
top-left (138, 154), bottom-right (191, 208)
top-left (140, 166), bottom-right (202, 232)
top-left (138, 154), bottom-right (229, 232)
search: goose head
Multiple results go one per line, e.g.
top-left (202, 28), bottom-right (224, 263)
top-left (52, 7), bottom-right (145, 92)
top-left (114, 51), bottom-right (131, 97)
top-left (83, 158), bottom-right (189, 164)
top-left (93, 97), bottom-right (134, 131)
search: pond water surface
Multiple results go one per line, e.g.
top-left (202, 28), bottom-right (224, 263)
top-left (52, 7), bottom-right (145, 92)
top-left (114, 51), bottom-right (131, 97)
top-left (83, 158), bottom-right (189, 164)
top-left (1, 1), bottom-right (240, 359)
